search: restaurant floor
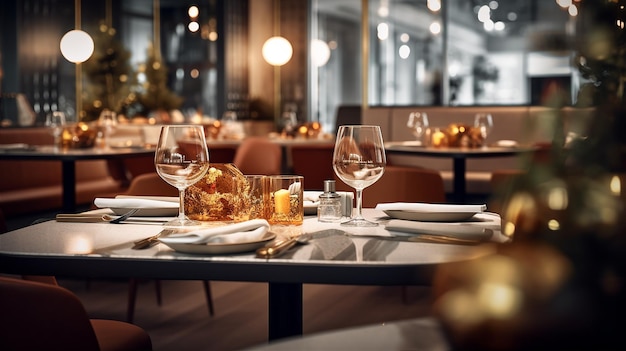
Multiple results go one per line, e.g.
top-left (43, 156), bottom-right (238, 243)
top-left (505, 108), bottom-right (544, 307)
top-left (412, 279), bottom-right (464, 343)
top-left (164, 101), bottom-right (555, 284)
top-left (59, 278), bottom-right (434, 351)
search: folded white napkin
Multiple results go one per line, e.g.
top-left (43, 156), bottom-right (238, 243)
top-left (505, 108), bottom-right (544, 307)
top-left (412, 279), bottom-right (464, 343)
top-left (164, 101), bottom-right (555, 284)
top-left (159, 219), bottom-right (270, 245)
top-left (94, 197), bottom-right (179, 209)
top-left (375, 202), bottom-right (486, 213)
top-left (494, 139), bottom-right (518, 148)
top-left (385, 212), bottom-right (505, 242)
top-left (0, 143), bottom-right (30, 150)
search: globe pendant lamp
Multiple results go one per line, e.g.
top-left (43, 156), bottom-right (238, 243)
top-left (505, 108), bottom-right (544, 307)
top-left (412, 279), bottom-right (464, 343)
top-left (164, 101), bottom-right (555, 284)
top-left (60, 0), bottom-right (94, 64)
top-left (262, 36), bottom-right (293, 67)
top-left (59, 0), bottom-right (93, 122)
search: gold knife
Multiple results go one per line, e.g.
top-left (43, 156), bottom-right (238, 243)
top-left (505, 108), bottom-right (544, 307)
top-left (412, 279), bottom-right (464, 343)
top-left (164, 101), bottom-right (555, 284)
top-left (55, 214), bottom-right (107, 223)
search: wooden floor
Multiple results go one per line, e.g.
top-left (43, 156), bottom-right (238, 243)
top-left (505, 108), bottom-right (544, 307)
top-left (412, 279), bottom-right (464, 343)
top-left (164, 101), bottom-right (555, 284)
top-left (59, 278), bottom-right (435, 351)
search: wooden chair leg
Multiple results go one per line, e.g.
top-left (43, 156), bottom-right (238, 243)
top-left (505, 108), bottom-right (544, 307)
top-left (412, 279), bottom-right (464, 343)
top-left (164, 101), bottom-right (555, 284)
top-left (202, 281), bottom-right (215, 316)
top-left (127, 278), bottom-right (138, 323)
top-left (155, 280), bottom-right (162, 306)
top-left (401, 286), bottom-right (409, 304)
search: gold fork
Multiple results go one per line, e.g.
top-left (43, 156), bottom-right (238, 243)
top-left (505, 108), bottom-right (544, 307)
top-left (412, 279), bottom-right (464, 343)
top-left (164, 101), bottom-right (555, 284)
top-left (132, 229), bottom-right (174, 250)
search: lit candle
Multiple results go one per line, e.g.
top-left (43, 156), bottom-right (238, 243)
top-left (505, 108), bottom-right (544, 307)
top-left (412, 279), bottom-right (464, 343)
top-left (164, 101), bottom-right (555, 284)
top-left (274, 189), bottom-right (291, 214)
top-left (432, 129), bottom-right (446, 147)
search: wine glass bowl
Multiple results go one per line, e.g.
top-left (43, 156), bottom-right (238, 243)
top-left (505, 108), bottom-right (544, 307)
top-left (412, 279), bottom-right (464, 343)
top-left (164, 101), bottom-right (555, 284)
top-left (98, 109), bottom-right (118, 147)
top-left (333, 125), bottom-right (386, 227)
top-left (155, 125), bottom-right (210, 227)
top-left (406, 112), bottom-right (429, 144)
top-left (45, 111), bottom-right (67, 148)
top-left (474, 113), bottom-right (494, 141)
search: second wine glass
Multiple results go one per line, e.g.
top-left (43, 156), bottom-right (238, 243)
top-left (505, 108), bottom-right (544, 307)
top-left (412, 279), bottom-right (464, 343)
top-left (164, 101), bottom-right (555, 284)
top-left (333, 125), bottom-right (386, 227)
top-left (407, 111), bottom-right (429, 144)
top-left (474, 113), bottom-right (494, 141)
top-left (155, 125), bottom-right (210, 227)
top-left (45, 111), bottom-right (67, 149)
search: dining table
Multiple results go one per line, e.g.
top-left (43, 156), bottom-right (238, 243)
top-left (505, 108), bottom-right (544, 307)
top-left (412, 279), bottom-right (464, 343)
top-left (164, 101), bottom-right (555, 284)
top-left (384, 142), bottom-right (537, 203)
top-left (0, 145), bottom-right (156, 212)
top-left (0, 208), bottom-right (505, 341)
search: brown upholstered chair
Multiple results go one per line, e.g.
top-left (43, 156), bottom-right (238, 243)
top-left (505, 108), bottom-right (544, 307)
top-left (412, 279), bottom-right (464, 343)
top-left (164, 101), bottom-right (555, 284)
top-left (290, 143), bottom-right (335, 190)
top-left (0, 276), bottom-right (152, 351)
top-left (122, 173), bottom-right (214, 323)
top-left (335, 165), bottom-right (446, 208)
top-left (123, 172), bottom-right (178, 197)
top-left (233, 137), bottom-right (282, 175)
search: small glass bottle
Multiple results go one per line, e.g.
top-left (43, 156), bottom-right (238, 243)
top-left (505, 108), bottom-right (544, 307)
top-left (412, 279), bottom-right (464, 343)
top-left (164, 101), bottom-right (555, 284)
top-left (317, 180), bottom-right (342, 222)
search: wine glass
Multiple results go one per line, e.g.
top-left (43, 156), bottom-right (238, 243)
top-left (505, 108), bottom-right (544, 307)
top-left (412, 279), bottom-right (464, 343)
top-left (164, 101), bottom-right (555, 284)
top-left (333, 125), bottom-right (386, 227)
top-left (45, 111), bottom-right (66, 149)
top-left (155, 125), bottom-right (210, 227)
top-left (98, 109), bottom-right (118, 147)
top-left (406, 111), bottom-right (429, 144)
top-left (474, 113), bottom-right (494, 141)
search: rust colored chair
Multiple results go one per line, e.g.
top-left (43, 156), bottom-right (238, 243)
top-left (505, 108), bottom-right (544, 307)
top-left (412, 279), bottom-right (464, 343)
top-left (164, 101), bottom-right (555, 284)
top-left (290, 143), bottom-right (335, 190)
top-left (0, 276), bottom-right (152, 351)
top-left (233, 137), bottom-right (282, 175)
top-left (335, 165), bottom-right (446, 208)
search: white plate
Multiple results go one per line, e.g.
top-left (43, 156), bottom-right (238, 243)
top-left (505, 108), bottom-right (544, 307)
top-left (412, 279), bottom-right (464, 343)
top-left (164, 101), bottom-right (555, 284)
top-left (159, 232), bottom-right (276, 255)
top-left (383, 210), bottom-right (478, 222)
top-left (111, 207), bottom-right (178, 217)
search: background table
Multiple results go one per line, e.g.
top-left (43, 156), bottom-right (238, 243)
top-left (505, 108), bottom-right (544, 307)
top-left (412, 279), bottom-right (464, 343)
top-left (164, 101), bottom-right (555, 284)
top-left (0, 146), bottom-right (155, 212)
top-left (385, 143), bottom-right (536, 203)
top-left (0, 209), bottom-right (499, 340)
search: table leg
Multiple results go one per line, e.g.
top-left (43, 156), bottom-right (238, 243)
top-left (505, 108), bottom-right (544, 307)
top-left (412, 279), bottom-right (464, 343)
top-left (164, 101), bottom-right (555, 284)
top-left (61, 160), bottom-right (76, 212)
top-left (268, 282), bottom-right (303, 340)
top-left (452, 157), bottom-right (466, 203)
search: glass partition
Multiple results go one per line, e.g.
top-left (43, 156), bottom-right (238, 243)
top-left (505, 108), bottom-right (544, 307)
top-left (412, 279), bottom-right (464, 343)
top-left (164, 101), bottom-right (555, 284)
top-left (1, 0), bottom-right (579, 128)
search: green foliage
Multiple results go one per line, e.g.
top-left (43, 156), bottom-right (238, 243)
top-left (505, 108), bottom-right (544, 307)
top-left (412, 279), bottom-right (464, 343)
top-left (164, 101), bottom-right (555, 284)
top-left (82, 22), bottom-right (137, 121)
top-left (135, 43), bottom-right (183, 116)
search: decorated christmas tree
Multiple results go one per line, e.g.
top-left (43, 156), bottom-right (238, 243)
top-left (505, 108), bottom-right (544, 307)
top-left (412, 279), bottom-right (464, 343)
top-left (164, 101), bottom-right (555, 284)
top-left (135, 43), bottom-right (182, 120)
top-left (82, 21), bottom-right (137, 121)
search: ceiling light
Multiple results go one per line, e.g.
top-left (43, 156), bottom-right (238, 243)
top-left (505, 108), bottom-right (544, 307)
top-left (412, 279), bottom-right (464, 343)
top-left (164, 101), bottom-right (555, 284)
top-left (262, 36), bottom-right (293, 66)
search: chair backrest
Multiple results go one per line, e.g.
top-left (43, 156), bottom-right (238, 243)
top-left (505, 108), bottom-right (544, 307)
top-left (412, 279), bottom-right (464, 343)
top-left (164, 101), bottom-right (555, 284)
top-left (233, 137), bottom-right (282, 175)
top-left (335, 105), bottom-right (362, 134)
top-left (0, 276), bottom-right (101, 351)
top-left (125, 172), bottom-right (178, 197)
top-left (335, 165), bottom-right (446, 208)
top-left (290, 144), bottom-right (335, 190)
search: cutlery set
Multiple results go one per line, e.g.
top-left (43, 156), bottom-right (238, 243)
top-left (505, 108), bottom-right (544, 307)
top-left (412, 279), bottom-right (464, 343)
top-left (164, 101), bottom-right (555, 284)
top-left (57, 209), bottom-right (488, 255)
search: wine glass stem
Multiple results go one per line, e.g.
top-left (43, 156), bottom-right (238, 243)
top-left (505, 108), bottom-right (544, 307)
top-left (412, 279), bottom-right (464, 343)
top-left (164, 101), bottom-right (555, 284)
top-left (178, 188), bottom-right (186, 221)
top-left (354, 188), bottom-right (364, 220)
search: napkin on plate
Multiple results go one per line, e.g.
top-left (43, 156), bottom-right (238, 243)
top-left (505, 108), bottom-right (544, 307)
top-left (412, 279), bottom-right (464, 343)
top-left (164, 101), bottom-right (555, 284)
top-left (385, 219), bottom-right (494, 241)
top-left (385, 212), bottom-right (505, 242)
top-left (375, 202), bottom-right (486, 213)
top-left (94, 197), bottom-right (179, 209)
top-left (159, 219), bottom-right (270, 245)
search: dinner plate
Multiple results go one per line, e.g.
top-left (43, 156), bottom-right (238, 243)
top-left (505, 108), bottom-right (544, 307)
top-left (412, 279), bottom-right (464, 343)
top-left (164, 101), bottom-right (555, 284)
top-left (382, 210), bottom-right (478, 222)
top-left (159, 232), bottom-right (276, 255)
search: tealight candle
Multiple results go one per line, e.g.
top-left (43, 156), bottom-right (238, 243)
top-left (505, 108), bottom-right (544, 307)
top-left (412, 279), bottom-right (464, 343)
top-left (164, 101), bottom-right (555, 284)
top-left (274, 189), bottom-right (291, 214)
top-left (431, 128), bottom-right (447, 147)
